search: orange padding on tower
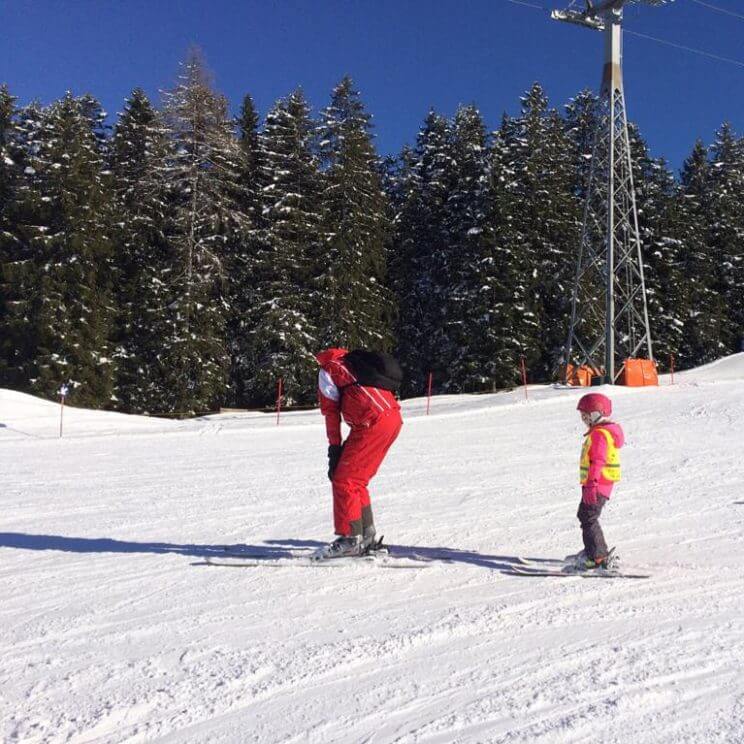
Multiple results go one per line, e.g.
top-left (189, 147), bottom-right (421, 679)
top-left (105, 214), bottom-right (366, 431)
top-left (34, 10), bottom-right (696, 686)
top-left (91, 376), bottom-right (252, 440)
top-left (622, 358), bottom-right (658, 387)
top-left (565, 364), bottom-right (595, 387)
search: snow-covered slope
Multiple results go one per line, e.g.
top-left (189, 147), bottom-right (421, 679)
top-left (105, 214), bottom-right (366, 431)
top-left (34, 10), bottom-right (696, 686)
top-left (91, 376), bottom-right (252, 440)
top-left (2, 356), bottom-right (744, 743)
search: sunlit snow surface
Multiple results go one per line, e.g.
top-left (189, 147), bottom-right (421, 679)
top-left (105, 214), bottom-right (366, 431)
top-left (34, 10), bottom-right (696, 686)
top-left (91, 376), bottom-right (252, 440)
top-left (2, 356), bottom-right (744, 743)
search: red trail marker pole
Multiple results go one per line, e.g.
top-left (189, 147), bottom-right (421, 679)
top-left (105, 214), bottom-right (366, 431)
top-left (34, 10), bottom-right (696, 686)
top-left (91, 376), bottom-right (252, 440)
top-left (426, 372), bottom-right (433, 415)
top-left (520, 356), bottom-right (529, 401)
top-left (276, 378), bottom-right (283, 425)
top-left (670, 354), bottom-right (675, 385)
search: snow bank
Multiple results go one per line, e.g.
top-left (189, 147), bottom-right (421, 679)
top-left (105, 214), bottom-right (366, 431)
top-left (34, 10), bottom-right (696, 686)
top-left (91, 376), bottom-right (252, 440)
top-left (0, 388), bottom-right (180, 441)
top-left (675, 351), bottom-right (744, 382)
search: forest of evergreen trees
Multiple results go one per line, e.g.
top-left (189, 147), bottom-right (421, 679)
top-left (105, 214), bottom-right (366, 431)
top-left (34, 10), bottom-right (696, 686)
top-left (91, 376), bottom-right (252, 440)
top-left (1, 52), bottom-right (742, 414)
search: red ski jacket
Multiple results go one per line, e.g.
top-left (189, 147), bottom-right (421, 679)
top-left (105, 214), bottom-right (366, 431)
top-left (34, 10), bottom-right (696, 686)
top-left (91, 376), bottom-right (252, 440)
top-left (316, 348), bottom-right (401, 446)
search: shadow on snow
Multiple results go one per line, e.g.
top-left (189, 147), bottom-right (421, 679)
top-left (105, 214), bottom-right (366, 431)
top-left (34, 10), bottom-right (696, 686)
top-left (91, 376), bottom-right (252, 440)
top-left (0, 533), bottom-right (304, 560)
top-left (0, 533), bottom-right (562, 572)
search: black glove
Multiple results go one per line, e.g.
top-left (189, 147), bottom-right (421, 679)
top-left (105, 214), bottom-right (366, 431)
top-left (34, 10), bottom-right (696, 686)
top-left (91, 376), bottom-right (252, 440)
top-left (328, 444), bottom-right (344, 481)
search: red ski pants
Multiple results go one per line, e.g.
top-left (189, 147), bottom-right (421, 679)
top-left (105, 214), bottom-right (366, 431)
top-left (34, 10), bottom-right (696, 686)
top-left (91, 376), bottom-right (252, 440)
top-left (331, 409), bottom-right (402, 536)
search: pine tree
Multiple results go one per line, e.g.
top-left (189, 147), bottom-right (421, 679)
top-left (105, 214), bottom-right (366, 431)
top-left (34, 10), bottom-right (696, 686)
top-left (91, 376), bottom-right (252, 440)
top-left (474, 127), bottom-right (523, 389)
top-left (442, 105), bottom-right (515, 391)
top-left (243, 89), bottom-right (320, 405)
top-left (388, 111), bottom-right (454, 395)
top-left (159, 50), bottom-right (251, 413)
top-left (564, 89), bottom-right (600, 204)
top-left (502, 84), bottom-right (580, 379)
top-left (628, 124), bottom-right (686, 367)
top-left (1, 94), bottom-right (116, 406)
top-left (316, 77), bottom-right (393, 351)
top-left (0, 85), bottom-right (20, 383)
top-left (109, 88), bottom-right (173, 412)
top-left (677, 139), bottom-right (726, 365)
top-left (0, 85), bottom-right (17, 219)
top-left (385, 145), bottom-right (424, 395)
top-left (0, 101), bottom-right (46, 390)
top-left (708, 123), bottom-right (744, 354)
top-left (225, 93), bottom-right (263, 406)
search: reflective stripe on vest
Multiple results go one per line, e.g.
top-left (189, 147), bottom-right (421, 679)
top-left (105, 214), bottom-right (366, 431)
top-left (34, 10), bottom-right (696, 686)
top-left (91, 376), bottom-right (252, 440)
top-left (580, 427), bottom-right (621, 484)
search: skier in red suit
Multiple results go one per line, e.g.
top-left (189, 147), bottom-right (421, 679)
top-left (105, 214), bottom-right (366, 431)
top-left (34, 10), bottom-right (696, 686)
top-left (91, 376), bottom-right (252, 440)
top-left (314, 348), bottom-right (403, 559)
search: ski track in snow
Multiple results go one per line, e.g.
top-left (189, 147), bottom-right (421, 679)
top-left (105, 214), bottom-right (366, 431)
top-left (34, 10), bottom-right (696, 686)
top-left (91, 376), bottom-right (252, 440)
top-left (2, 356), bottom-right (744, 743)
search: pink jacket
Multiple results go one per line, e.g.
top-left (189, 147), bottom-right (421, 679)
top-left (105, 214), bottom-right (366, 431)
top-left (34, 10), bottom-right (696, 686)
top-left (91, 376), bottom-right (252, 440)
top-left (584, 422), bottom-right (625, 498)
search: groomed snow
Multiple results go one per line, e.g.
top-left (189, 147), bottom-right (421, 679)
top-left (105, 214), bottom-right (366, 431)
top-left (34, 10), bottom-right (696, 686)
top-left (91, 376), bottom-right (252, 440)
top-left (3, 356), bottom-right (744, 743)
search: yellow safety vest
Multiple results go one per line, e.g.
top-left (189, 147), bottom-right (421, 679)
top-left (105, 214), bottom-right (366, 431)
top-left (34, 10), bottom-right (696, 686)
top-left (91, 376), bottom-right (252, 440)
top-left (580, 427), bottom-right (621, 484)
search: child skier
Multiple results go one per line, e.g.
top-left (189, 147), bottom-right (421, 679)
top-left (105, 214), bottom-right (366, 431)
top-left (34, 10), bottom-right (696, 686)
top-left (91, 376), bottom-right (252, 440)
top-left (574, 393), bottom-right (624, 570)
top-left (314, 348), bottom-right (403, 559)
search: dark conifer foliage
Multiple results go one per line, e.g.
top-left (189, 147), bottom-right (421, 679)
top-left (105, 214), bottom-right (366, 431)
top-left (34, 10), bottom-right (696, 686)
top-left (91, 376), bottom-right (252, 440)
top-left (225, 93), bottom-right (263, 406)
top-left (0, 67), bottom-right (742, 407)
top-left (158, 51), bottom-right (251, 413)
top-left (708, 124), bottom-right (744, 354)
top-left (109, 88), bottom-right (172, 412)
top-left (628, 125), bottom-right (687, 366)
top-left (678, 140), bottom-right (726, 365)
top-left (564, 89), bottom-right (600, 203)
top-left (316, 77), bottom-right (393, 352)
top-left (388, 111), bottom-right (454, 395)
top-left (442, 105), bottom-right (513, 392)
top-left (501, 84), bottom-right (580, 379)
top-left (0, 85), bottom-right (21, 384)
top-left (1, 94), bottom-right (116, 407)
top-left (243, 89), bottom-right (320, 405)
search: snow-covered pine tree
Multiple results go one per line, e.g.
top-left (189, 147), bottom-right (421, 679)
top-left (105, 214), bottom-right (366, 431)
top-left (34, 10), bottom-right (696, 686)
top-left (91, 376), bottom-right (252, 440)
top-left (109, 88), bottom-right (173, 413)
top-left (501, 84), bottom-right (580, 380)
top-left (385, 145), bottom-right (424, 396)
top-left (242, 89), bottom-right (320, 405)
top-left (387, 111), bottom-right (454, 395)
top-left (0, 85), bottom-right (17, 221)
top-left (564, 89), bottom-right (600, 205)
top-left (677, 139), bottom-right (726, 366)
top-left (315, 77), bottom-right (393, 352)
top-left (476, 126), bottom-right (523, 389)
top-left (159, 50), bottom-right (252, 413)
top-left (628, 124), bottom-right (686, 367)
top-left (1, 94), bottom-right (116, 406)
top-left (0, 100), bottom-right (45, 390)
top-left (707, 123), bottom-right (744, 354)
top-left (442, 105), bottom-right (517, 391)
top-left (0, 85), bottom-right (20, 384)
top-left (225, 93), bottom-right (263, 407)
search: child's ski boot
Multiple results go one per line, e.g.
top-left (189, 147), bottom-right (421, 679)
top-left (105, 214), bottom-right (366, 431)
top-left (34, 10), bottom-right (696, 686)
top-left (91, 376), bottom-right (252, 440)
top-left (579, 548), bottom-right (619, 572)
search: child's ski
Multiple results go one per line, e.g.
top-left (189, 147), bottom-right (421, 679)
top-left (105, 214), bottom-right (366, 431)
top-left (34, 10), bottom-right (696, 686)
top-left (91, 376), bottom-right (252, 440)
top-left (505, 565), bottom-right (650, 580)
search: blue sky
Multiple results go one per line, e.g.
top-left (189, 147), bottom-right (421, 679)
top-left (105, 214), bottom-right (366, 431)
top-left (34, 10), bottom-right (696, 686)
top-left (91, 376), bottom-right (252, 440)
top-left (1, 0), bottom-right (742, 171)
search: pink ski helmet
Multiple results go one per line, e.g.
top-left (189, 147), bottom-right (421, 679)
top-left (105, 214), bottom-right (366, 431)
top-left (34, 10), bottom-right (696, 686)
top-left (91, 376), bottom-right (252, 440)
top-left (577, 393), bottom-right (612, 417)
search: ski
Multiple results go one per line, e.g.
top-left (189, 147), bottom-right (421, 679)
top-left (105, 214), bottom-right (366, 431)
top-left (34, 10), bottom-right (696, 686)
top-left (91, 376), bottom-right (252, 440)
top-left (200, 554), bottom-right (431, 570)
top-left (516, 547), bottom-right (622, 570)
top-left (505, 565), bottom-right (650, 580)
top-left (514, 556), bottom-right (567, 567)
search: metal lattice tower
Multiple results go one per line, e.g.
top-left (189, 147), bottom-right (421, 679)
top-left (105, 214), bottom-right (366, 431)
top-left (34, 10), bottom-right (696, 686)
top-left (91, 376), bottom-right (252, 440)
top-left (556, 0), bottom-right (670, 384)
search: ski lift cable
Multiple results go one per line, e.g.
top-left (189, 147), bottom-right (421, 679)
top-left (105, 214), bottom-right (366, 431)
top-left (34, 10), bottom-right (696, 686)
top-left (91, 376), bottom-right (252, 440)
top-left (501, 0), bottom-right (744, 70)
top-left (690, 0), bottom-right (744, 22)
top-left (624, 28), bottom-right (744, 68)
top-left (505, 0), bottom-right (550, 10)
